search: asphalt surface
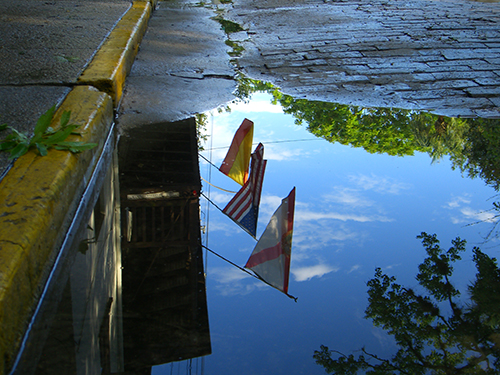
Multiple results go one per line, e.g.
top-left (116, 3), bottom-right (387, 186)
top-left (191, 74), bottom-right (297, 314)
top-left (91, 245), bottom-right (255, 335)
top-left (0, 0), bottom-right (132, 177)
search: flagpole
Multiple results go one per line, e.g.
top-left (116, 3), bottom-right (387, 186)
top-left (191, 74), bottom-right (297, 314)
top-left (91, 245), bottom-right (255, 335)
top-left (202, 245), bottom-right (298, 302)
top-left (199, 153), bottom-right (222, 172)
top-left (201, 193), bottom-right (258, 240)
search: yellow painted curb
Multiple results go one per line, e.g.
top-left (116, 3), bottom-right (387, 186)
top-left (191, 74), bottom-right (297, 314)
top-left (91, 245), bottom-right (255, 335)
top-left (0, 86), bottom-right (114, 374)
top-left (78, 0), bottom-right (152, 106)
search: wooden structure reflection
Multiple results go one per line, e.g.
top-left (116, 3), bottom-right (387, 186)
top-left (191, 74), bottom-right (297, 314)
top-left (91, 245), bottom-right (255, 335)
top-left (119, 118), bottom-right (211, 374)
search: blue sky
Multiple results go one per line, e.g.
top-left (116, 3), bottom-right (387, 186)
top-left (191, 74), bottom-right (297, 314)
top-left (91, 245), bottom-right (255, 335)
top-left (154, 92), bottom-right (500, 375)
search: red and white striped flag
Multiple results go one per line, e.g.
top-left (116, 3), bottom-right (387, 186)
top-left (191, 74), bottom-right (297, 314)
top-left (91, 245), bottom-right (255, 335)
top-left (245, 188), bottom-right (295, 294)
top-left (223, 143), bottom-right (266, 238)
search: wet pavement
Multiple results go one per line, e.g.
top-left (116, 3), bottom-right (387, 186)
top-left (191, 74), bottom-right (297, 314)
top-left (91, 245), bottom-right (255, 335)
top-left (226, 0), bottom-right (500, 118)
top-left (117, 0), bottom-right (237, 130)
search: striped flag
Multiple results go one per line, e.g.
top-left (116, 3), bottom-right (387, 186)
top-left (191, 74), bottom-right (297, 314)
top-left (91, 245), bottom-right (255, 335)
top-left (219, 118), bottom-right (254, 186)
top-left (245, 188), bottom-right (295, 294)
top-left (223, 143), bottom-right (266, 238)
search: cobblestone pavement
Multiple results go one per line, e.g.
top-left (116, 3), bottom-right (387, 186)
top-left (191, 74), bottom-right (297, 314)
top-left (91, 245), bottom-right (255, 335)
top-left (226, 0), bottom-right (500, 118)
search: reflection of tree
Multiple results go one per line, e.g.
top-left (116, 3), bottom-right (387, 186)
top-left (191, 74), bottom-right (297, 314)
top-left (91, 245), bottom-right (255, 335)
top-left (234, 77), bottom-right (500, 190)
top-left (314, 232), bottom-right (500, 374)
top-left (450, 118), bottom-right (500, 191)
top-left (274, 93), bottom-right (431, 157)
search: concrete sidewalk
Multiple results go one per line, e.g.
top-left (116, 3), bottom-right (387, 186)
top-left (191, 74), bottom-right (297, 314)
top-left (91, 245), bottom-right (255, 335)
top-left (0, 1), bottom-right (155, 372)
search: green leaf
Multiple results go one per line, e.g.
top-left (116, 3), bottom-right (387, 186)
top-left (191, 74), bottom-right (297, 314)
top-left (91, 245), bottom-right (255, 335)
top-left (55, 141), bottom-right (97, 153)
top-left (0, 124), bottom-right (8, 131)
top-left (43, 125), bottom-right (79, 145)
top-left (9, 128), bottom-right (29, 143)
top-left (0, 140), bottom-right (18, 151)
top-left (9, 143), bottom-right (29, 159)
top-left (36, 143), bottom-right (48, 156)
top-left (34, 106), bottom-right (55, 136)
top-left (59, 111), bottom-right (71, 128)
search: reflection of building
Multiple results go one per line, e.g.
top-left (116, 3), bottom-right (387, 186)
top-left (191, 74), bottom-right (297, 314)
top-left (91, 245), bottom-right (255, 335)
top-left (11, 148), bottom-right (124, 375)
top-left (119, 118), bottom-right (211, 373)
top-left (11, 118), bottom-right (210, 375)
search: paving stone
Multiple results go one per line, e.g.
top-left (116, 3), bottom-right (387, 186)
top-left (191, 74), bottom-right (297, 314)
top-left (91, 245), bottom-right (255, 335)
top-left (465, 86), bottom-right (500, 97)
top-left (229, 0), bottom-right (500, 118)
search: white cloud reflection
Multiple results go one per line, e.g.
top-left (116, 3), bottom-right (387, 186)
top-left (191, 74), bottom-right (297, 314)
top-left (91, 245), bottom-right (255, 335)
top-left (208, 266), bottom-right (264, 296)
top-left (444, 194), bottom-right (497, 225)
top-left (323, 187), bottom-right (374, 208)
top-left (296, 209), bottom-right (392, 223)
top-left (349, 174), bottom-right (411, 194)
top-left (292, 264), bottom-right (339, 282)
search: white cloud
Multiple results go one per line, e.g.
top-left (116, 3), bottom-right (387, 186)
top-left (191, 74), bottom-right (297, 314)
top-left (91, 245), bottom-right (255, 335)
top-left (383, 263), bottom-right (401, 270)
top-left (292, 264), bottom-right (339, 282)
top-left (210, 266), bottom-right (251, 284)
top-left (444, 195), bottom-right (471, 209)
top-left (264, 146), bottom-right (306, 161)
top-left (323, 187), bottom-right (374, 208)
top-left (442, 194), bottom-right (497, 225)
top-left (460, 207), bottom-right (497, 223)
top-left (208, 266), bottom-right (266, 296)
top-left (296, 209), bottom-right (392, 223)
top-left (229, 98), bottom-right (284, 114)
top-left (348, 264), bottom-right (361, 273)
top-left (349, 174), bottom-right (411, 194)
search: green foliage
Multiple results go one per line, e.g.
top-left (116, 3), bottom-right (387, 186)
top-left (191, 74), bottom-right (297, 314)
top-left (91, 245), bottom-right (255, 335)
top-left (213, 17), bottom-right (243, 33)
top-left (233, 76), bottom-right (500, 189)
top-left (225, 39), bottom-right (245, 57)
top-left (195, 113), bottom-right (209, 151)
top-left (450, 118), bottom-right (500, 191)
top-left (314, 232), bottom-right (500, 374)
top-left (0, 106), bottom-right (97, 159)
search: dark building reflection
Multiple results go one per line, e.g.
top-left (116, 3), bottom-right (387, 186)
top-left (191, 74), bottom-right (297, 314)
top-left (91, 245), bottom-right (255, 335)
top-left (11, 118), bottom-right (210, 375)
top-left (119, 118), bottom-right (211, 374)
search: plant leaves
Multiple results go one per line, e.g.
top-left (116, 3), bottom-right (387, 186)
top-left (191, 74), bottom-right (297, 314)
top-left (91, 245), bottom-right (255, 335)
top-left (34, 106), bottom-right (55, 136)
top-left (36, 143), bottom-right (48, 156)
top-left (43, 125), bottom-right (79, 145)
top-left (9, 143), bottom-right (29, 159)
top-left (0, 140), bottom-right (18, 151)
top-left (9, 128), bottom-right (29, 143)
top-left (0, 105), bottom-right (95, 159)
top-left (55, 141), bottom-right (97, 153)
top-left (60, 111), bottom-right (71, 128)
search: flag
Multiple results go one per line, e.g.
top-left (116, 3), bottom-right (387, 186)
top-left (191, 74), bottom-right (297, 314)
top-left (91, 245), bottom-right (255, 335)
top-left (245, 187), bottom-right (295, 294)
top-left (219, 118), bottom-right (254, 185)
top-left (223, 143), bottom-right (266, 238)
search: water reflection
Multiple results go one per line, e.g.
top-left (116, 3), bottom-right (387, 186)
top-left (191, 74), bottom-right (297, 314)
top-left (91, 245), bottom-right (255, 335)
top-left (314, 232), bottom-right (500, 374)
top-left (233, 77), bottom-right (500, 205)
top-left (10, 81), bottom-right (500, 374)
top-left (11, 119), bottom-right (210, 375)
top-left (119, 120), bottom-right (210, 372)
top-left (198, 86), bottom-right (500, 374)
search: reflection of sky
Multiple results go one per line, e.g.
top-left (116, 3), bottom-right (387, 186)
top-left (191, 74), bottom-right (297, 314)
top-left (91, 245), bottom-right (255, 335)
top-left (154, 93), bottom-right (500, 374)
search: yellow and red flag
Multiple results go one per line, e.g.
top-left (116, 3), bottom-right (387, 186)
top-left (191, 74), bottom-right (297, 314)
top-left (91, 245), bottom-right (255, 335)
top-left (219, 119), bottom-right (254, 185)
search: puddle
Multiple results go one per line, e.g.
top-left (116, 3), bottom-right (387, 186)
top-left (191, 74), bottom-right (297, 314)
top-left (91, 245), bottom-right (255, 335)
top-left (9, 86), bottom-right (500, 374)
top-left (10, 119), bottom-right (210, 375)
top-left (196, 89), bottom-right (500, 374)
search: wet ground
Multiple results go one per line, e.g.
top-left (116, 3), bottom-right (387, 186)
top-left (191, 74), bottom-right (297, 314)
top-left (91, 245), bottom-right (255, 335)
top-left (119, 0), bottom-right (500, 128)
top-left (226, 0), bottom-right (500, 118)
